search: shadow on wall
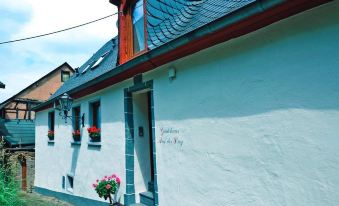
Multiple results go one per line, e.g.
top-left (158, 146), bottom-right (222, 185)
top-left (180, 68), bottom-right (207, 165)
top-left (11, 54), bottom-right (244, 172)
top-left (70, 144), bottom-right (80, 175)
top-left (153, 1), bottom-right (339, 120)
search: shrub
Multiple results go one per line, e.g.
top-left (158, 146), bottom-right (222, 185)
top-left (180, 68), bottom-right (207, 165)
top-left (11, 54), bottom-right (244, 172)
top-left (0, 153), bottom-right (23, 206)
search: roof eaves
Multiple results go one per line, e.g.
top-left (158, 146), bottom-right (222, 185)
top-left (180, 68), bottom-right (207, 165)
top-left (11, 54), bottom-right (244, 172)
top-left (32, 0), bottom-right (284, 111)
top-left (34, 0), bottom-right (331, 112)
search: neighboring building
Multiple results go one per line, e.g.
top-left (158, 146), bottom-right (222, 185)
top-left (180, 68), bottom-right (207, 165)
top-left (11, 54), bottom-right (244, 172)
top-left (0, 62), bottom-right (74, 191)
top-left (34, 1), bottom-right (339, 206)
top-left (0, 62), bottom-right (74, 121)
top-left (0, 81), bottom-right (5, 89)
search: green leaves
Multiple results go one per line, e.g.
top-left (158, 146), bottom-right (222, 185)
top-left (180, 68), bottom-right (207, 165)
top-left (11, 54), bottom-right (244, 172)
top-left (93, 174), bottom-right (120, 204)
top-left (0, 167), bottom-right (23, 206)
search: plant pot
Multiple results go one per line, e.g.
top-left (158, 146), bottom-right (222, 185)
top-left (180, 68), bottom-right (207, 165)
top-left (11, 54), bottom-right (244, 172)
top-left (89, 134), bottom-right (101, 142)
top-left (73, 135), bottom-right (81, 142)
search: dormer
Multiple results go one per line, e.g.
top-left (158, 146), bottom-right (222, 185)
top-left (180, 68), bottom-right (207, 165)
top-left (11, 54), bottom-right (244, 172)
top-left (110, 0), bottom-right (147, 64)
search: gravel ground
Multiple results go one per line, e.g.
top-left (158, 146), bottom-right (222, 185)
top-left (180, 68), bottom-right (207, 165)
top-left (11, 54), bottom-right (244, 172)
top-left (19, 192), bottom-right (73, 206)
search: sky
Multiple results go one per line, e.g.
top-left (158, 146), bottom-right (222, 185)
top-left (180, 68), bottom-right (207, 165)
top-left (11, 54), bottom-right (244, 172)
top-left (0, 0), bottom-right (118, 102)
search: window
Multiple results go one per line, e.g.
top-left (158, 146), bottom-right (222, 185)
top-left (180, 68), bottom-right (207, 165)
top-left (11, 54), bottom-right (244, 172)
top-left (72, 106), bottom-right (81, 131)
top-left (61, 71), bottom-right (71, 82)
top-left (132, 0), bottom-right (145, 54)
top-left (48, 111), bottom-right (55, 131)
top-left (90, 101), bottom-right (101, 128)
top-left (62, 176), bottom-right (66, 189)
top-left (91, 51), bottom-right (110, 69)
top-left (117, 0), bottom-right (146, 64)
top-left (81, 64), bottom-right (92, 74)
top-left (66, 174), bottom-right (74, 192)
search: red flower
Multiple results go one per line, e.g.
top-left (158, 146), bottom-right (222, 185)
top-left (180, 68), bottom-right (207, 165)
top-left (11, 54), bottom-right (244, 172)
top-left (72, 130), bottom-right (81, 136)
top-left (105, 184), bottom-right (111, 190)
top-left (47, 130), bottom-right (54, 138)
top-left (87, 126), bottom-right (101, 138)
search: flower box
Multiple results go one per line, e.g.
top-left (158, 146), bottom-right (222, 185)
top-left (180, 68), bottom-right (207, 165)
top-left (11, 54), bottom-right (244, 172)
top-left (47, 130), bottom-right (54, 140)
top-left (87, 126), bottom-right (101, 142)
top-left (72, 130), bottom-right (81, 142)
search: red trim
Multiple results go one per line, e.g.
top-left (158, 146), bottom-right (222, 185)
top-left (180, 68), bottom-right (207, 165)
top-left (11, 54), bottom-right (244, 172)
top-left (149, 0), bottom-right (331, 67)
top-left (36, 0), bottom-right (331, 112)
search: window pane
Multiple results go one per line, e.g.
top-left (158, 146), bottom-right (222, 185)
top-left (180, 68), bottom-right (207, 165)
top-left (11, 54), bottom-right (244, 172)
top-left (61, 71), bottom-right (70, 82)
top-left (132, 0), bottom-right (145, 53)
top-left (91, 102), bottom-right (100, 128)
top-left (49, 112), bottom-right (55, 131)
top-left (72, 107), bottom-right (80, 131)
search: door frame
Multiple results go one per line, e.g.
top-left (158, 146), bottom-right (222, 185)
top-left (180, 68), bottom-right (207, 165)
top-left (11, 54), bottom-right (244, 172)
top-left (124, 76), bottom-right (158, 206)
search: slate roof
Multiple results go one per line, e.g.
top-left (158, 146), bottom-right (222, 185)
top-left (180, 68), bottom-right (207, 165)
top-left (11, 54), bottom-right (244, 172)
top-left (50, 38), bottom-right (118, 99)
top-left (146, 0), bottom-right (256, 49)
top-left (1, 120), bottom-right (35, 147)
top-left (47, 0), bottom-right (256, 100)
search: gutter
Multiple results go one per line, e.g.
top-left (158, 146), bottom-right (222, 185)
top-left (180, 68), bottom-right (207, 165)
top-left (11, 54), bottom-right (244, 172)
top-left (33, 0), bottom-right (331, 112)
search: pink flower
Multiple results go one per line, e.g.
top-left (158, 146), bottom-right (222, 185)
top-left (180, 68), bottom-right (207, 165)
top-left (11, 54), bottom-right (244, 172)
top-left (106, 184), bottom-right (111, 189)
top-left (111, 174), bottom-right (116, 178)
top-left (101, 178), bottom-right (106, 182)
top-left (108, 177), bottom-right (112, 180)
top-left (116, 177), bottom-right (121, 184)
top-left (104, 176), bottom-right (107, 179)
top-left (96, 179), bottom-right (99, 183)
top-left (92, 183), bottom-right (98, 188)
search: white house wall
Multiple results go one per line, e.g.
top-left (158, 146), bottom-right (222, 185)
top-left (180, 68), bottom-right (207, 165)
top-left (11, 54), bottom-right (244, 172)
top-left (35, 81), bottom-right (132, 204)
top-left (35, 1), bottom-right (339, 206)
top-left (145, 2), bottom-right (339, 206)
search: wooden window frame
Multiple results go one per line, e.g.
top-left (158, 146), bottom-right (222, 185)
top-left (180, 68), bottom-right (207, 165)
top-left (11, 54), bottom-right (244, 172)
top-left (118, 0), bottom-right (148, 64)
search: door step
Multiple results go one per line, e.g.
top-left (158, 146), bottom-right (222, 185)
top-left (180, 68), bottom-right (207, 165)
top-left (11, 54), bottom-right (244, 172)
top-left (130, 204), bottom-right (147, 206)
top-left (140, 191), bottom-right (154, 206)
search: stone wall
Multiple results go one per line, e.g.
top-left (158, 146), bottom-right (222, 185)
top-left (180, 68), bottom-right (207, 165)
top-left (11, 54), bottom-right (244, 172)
top-left (8, 151), bottom-right (35, 192)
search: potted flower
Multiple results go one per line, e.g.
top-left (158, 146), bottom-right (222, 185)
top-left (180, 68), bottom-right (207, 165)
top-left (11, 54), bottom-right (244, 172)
top-left (47, 130), bottom-right (54, 140)
top-left (72, 130), bottom-right (81, 142)
top-left (87, 126), bottom-right (101, 142)
top-left (93, 174), bottom-right (121, 206)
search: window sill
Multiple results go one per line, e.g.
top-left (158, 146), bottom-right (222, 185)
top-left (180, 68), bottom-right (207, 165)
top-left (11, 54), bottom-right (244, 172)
top-left (87, 142), bottom-right (101, 147)
top-left (66, 188), bottom-right (74, 193)
top-left (48, 140), bottom-right (55, 145)
top-left (70, 141), bottom-right (81, 146)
